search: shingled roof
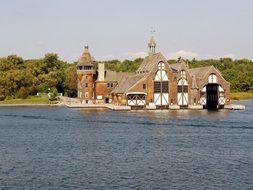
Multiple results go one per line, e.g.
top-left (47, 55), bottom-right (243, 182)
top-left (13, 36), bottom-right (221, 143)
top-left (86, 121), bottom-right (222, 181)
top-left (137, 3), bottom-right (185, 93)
top-left (136, 52), bottom-right (167, 74)
top-left (111, 74), bottom-right (144, 94)
top-left (188, 66), bottom-right (212, 78)
top-left (77, 46), bottom-right (94, 66)
top-left (104, 70), bottom-right (135, 82)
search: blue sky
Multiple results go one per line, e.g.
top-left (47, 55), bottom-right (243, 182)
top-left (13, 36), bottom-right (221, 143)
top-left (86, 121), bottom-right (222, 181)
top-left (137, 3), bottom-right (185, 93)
top-left (0, 0), bottom-right (252, 62)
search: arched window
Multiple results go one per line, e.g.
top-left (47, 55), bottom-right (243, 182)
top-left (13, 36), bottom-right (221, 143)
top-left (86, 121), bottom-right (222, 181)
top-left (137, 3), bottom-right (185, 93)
top-left (158, 62), bottom-right (165, 70)
top-left (177, 70), bottom-right (188, 106)
top-left (208, 74), bottom-right (217, 83)
top-left (154, 61), bottom-right (169, 106)
top-left (180, 70), bottom-right (186, 78)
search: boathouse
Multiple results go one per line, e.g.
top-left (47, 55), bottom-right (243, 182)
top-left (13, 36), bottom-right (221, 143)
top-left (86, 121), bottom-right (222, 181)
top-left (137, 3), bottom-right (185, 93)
top-left (77, 37), bottom-right (230, 109)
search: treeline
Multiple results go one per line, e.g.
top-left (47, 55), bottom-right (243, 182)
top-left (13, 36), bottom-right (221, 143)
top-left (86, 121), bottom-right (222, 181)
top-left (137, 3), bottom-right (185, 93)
top-left (0, 54), bottom-right (77, 101)
top-left (1, 54), bottom-right (252, 101)
top-left (104, 58), bottom-right (143, 72)
top-left (105, 57), bottom-right (253, 92)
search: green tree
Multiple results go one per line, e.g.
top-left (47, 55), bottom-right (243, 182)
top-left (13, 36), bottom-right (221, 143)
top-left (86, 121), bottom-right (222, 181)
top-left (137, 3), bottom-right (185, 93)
top-left (65, 65), bottom-right (77, 97)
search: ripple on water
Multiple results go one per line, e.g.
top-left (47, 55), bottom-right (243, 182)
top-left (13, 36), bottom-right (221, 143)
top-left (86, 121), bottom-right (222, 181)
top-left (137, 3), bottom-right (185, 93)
top-left (0, 101), bottom-right (253, 189)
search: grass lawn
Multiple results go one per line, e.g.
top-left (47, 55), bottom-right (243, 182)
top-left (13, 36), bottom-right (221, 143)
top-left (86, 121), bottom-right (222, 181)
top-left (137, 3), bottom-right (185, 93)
top-left (0, 96), bottom-right (51, 104)
top-left (230, 92), bottom-right (253, 100)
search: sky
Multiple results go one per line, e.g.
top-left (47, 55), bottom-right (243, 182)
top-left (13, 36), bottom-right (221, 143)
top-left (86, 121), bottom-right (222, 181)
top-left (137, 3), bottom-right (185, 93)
top-left (0, 0), bottom-right (252, 62)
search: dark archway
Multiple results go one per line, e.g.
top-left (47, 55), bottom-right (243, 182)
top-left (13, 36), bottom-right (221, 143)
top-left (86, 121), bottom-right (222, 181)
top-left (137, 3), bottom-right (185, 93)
top-left (206, 84), bottom-right (218, 109)
top-left (105, 97), bottom-right (109, 103)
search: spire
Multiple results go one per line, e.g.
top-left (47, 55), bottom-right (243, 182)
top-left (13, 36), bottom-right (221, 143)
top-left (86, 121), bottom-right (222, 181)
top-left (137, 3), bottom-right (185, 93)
top-left (148, 36), bottom-right (156, 54)
top-left (78, 45), bottom-right (94, 66)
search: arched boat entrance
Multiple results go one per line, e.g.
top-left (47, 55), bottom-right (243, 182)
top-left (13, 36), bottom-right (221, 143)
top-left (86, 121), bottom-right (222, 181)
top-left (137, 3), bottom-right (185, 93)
top-left (206, 84), bottom-right (218, 109)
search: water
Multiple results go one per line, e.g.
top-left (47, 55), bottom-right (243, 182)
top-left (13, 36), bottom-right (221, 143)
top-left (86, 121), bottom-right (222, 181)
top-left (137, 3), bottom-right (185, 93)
top-left (0, 101), bottom-right (253, 190)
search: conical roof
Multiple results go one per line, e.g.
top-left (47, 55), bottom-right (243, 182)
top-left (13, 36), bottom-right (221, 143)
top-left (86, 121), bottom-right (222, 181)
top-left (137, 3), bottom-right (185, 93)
top-left (77, 46), bottom-right (94, 66)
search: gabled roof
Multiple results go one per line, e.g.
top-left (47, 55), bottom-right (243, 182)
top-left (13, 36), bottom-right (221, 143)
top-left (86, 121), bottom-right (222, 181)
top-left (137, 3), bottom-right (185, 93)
top-left (113, 52), bottom-right (173, 94)
top-left (188, 66), bottom-right (211, 78)
top-left (170, 58), bottom-right (189, 72)
top-left (135, 52), bottom-right (167, 74)
top-left (111, 74), bottom-right (143, 94)
top-left (104, 70), bottom-right (135, 82)
top-left (170, 63), bottom-right (181, 71)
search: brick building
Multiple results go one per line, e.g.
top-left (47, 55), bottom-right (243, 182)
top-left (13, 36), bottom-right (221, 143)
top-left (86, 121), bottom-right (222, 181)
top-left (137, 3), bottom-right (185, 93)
top-left (77, 37), bottom-right (230, 109)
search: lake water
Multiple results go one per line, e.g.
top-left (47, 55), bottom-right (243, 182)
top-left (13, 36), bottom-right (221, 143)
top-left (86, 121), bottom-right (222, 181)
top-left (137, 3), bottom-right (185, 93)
top-left (0, 101), bottom-right (253, 190)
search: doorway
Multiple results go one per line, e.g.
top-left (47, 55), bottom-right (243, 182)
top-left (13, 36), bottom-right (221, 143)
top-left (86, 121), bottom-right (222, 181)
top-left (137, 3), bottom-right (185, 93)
top-left (206, 84), bottom-right (218, 109)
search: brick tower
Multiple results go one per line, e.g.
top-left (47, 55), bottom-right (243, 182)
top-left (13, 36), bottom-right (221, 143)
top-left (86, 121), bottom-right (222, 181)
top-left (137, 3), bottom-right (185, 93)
top-left (77, 46), bottom-right (96, 103)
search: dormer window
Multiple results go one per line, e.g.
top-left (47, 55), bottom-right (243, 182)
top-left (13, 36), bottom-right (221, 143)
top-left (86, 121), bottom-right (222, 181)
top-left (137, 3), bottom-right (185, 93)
top-left (158, 62), bottom-right (165, 70)
top-left (180, 70), bottom-right (186, 78)
top-left (208, 74), bottom-right (217, 83)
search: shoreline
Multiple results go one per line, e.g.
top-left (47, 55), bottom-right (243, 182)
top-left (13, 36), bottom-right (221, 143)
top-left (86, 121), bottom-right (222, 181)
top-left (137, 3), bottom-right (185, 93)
top-left (0, 103), bottom-right (65, 107)
top-left (0, 101), bottom-right (247, 110)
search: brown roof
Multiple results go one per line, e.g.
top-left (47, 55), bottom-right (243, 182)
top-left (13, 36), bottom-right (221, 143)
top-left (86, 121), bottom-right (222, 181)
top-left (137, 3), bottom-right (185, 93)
top-left (77, 46), bottom-right (94, 66)
top-left (113, 52), bottom-right (169, 94)
top-left (170, 63), bottom-right (181, 71)
top-left (111, 74), bottom-right (143, 94)
top-left (104, 70), bottom-right (134, 82)
top-left (188, 66), bottom-right (211, 78)
top-left (136, 52), bottom-right (167, 74)
top-left (170, 58), bottom-right (189, 72)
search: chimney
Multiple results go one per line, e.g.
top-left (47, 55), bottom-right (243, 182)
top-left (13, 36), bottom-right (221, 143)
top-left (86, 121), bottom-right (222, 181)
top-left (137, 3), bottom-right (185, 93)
top-left (98, 62), bottom-right (105, 81)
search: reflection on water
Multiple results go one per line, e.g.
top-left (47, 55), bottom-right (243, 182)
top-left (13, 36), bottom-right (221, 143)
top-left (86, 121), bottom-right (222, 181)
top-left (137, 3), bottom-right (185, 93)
top-left (0, 100), bottom-right (253, 189)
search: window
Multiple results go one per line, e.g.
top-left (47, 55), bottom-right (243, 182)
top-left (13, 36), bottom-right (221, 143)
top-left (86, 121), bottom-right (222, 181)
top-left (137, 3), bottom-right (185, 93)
top-left (154, 81), bottom-right (168, 93)
top-left (177, 85), bottom-right (187, 93)
top-left (208, 74), bottom-right (217, 83)
top-left (180, 70), bottom-right (186, 78)
top-left (143, 84), bottom-right (146, 89)
top-left (108, 83), bottom-right (113, 88)
top-left (158, 62), bottom-right (165, 70)
top-left (183, 86), bottom-right (188, 92)
top-left (85, 83), bottom-right (88, 88)
top-left (85, 76), bottom-right (88, 79)
top-left (178, 86), bottom-right (182, 93)
top-left (85, 92), bottom-right (88, 98)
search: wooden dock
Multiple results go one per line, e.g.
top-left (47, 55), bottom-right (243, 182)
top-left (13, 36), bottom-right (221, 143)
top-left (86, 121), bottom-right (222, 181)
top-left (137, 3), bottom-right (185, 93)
top-left (66, 103), bottom-right (131, 111)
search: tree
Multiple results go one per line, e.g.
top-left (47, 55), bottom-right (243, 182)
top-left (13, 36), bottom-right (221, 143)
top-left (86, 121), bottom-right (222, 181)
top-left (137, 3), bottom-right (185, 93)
top-left (65, 65), bottom-right (77, 97)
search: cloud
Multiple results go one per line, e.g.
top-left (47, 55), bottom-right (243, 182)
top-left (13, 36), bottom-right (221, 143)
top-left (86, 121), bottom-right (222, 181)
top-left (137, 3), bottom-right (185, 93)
top-left (124, 52), bottom-right (148, 59)
top-left (167, 50), bottom-right (198, 60)
top-left (96, 54), bottom-right (116, 61)
top-left (223, 53), bottom-right (235, 59)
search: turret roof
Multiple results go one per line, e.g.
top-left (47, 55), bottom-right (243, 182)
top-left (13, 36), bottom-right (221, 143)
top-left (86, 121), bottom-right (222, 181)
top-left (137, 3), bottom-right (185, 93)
top-left (77, 46), bottom-right (94, 66)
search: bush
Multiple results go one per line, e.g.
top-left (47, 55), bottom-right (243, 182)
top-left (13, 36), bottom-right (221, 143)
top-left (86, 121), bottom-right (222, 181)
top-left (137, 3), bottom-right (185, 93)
top-left (48, 88), bottom-right (58, 101)
top-left (17, 87), bottom-right (29, 99)
top-left (0, 89), bottom-right (6, 101)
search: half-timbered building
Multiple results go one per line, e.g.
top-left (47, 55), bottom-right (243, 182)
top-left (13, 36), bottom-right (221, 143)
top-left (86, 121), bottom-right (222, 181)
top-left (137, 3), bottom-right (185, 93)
top-left (77, 37), bottom-right (230, 109)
